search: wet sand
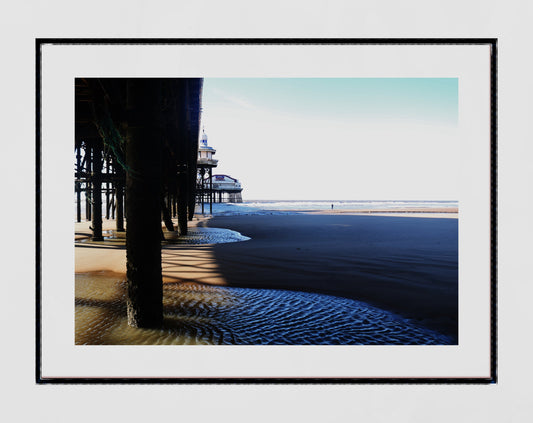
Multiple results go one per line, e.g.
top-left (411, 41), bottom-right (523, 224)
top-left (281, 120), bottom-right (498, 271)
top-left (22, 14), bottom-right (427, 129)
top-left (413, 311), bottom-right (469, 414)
top-left (75, 209), bottom-right (458, 343)
top-left (285, 208), bottom-right (458, 218)
top-left (203, 213), bottom-right (458, 340)
top-left (75, 272), bottom-right (452, 345)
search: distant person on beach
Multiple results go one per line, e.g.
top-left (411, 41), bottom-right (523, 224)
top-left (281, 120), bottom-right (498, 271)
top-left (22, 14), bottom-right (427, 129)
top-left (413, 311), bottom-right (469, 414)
top-left (331, 204), bottom-right (334, 210)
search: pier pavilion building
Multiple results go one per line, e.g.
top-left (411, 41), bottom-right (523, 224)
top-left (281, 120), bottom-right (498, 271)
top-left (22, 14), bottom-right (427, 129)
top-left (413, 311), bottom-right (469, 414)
top-left (196, 129), bottom-right (218, 214)
top-left (211, 174), bottom-right (243, 203)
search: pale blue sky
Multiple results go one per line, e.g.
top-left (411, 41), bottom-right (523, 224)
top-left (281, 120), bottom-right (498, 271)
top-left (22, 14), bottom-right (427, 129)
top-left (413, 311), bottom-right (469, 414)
top-left (200, 78), bottom-right (459, 200)
top-left (204, 78), bottom-right (457, 125)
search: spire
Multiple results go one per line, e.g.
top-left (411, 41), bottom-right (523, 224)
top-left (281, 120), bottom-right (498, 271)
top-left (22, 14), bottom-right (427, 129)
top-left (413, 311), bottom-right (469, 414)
top-left (200, 127), bottom-right (208, 147)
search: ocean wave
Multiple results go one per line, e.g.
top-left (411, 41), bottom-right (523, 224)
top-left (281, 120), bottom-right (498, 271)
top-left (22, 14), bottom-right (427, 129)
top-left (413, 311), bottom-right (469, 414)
top-left (204, 200), bottom-right (458, 216)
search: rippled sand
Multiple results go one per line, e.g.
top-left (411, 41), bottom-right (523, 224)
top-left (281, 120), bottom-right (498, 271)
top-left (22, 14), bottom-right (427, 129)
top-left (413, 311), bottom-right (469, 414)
top-left (75, 272), bottom-right (453, 345)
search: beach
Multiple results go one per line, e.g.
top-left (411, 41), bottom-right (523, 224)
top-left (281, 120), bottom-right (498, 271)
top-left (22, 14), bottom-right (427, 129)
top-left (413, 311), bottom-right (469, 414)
top-left (75, 208), bottom-right (458, 344)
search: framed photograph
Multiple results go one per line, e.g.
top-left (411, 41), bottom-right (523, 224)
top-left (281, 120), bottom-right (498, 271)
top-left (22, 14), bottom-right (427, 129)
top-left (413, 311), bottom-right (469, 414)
top-left (37, 39), bottom-right (496, 382)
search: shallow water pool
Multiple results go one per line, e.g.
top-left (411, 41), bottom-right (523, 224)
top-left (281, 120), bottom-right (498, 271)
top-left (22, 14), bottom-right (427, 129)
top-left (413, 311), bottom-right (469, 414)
top-left (75, 272), bottom-right (452, 345)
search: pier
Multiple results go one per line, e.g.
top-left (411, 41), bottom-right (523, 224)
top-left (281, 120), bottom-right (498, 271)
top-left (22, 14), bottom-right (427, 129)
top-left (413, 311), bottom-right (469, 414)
top-left (75, 78), bottom-right (203, 327)
top-left (195, 131), bottom-right (244, 211)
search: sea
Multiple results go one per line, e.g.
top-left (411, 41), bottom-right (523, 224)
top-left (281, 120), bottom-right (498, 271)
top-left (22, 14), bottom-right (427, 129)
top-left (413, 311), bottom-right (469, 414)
top-left (202, 200), bottom-right (458, 216)
top-left (76, 199), bottom-right (458, 219)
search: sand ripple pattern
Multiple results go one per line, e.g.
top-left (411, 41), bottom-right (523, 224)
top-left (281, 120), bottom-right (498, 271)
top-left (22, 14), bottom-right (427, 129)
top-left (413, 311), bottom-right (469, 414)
top-left (75, 273), bottom-right (452, 345)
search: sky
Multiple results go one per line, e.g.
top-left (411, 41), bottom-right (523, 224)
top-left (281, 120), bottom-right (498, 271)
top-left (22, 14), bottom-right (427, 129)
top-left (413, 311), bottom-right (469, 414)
top-left (200, 78), bottom-right (459, 201)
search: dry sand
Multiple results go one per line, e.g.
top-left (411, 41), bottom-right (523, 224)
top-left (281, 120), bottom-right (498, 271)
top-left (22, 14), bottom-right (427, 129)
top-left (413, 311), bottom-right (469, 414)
top-left (75, 209), bottom-right (458, 340)
top-left (75, 218), bottom-right (227, 284)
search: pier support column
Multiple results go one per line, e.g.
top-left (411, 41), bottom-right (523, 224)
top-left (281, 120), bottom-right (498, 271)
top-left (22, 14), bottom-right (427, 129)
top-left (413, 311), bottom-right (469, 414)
top-left (200, 166), bottom-right (205, 215)
top-left (172, 195), bottom-right (177, 218)
top-left (177, 166), bottom-right (188, 236)
top-left (125, 79), bottom-right (163, 329)
top-left (86, 144), bottom-right (92, 221)
top-left (115, 163), bottom-right (125, 232)
top-left (187, 164), bottom-right (197, 221)
top-left (161, 195), bottom-right (175, 232)
top-left (76, 148), bottom-right (82, 222)
top-left (105, 155), bottom-right (111, 220)
top-left (209, 167), bottom-right (213, 215)
top-left (91, 144), bottom-right (104, 241)
top-left (76, 184), bottom-right (81, 222)
top-left (115, 183), bottom-right (125, 232)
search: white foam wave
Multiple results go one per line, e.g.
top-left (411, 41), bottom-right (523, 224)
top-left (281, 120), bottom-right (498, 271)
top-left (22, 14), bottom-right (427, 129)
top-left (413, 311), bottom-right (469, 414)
top-left (205, 200), bottom-right (458, 216)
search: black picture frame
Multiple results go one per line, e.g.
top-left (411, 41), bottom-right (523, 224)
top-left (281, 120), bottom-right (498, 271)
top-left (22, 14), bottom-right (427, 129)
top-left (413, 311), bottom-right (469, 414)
top-left (36, 38), bottom-right (497, 384)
